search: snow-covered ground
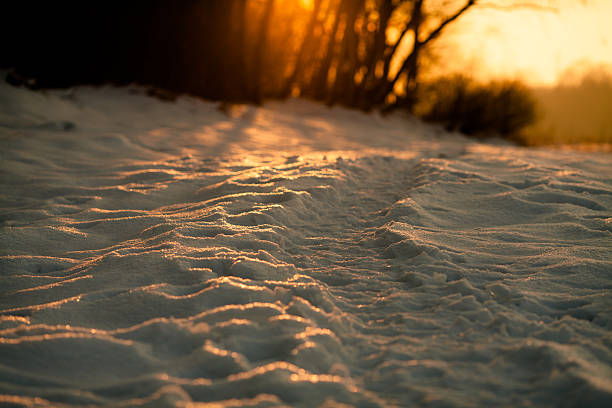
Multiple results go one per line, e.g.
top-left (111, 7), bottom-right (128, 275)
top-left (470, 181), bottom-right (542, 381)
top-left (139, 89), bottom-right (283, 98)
top-left (1, 82), bottom-right (611, 407)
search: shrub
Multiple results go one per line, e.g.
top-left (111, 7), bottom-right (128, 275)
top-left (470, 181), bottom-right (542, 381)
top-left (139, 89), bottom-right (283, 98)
top-left (417, 75), bottom-right (537, 138)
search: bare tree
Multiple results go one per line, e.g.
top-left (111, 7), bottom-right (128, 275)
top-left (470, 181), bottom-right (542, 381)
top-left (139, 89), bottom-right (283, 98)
top-left (252, 0), bottom-right (275, 104)
top-left (310, 0), bottom-right (347, 99)
top-left (370, 0), bottom-right (477, 111)
top-left (358, 0), bottom-right (396, 101)
top-left (329, 0), bottom-right (365, 105)
top-left (283, 0), bottom-right (323, 97)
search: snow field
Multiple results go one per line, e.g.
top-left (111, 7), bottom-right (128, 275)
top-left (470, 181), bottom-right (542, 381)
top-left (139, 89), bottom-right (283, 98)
top-left (1, 83), bottom-right (611, 407)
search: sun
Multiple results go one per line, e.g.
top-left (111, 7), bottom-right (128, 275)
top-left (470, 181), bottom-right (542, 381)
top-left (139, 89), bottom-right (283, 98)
top-left (299, 0), bottom-right (314, 11)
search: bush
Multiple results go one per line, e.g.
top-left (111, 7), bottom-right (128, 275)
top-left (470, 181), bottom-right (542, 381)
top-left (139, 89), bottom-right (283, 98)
top-left (417, 75), bottom-right (537, 138)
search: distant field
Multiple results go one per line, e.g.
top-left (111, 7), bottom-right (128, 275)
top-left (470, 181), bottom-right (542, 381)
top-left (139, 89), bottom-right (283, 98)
top-left (523, 71), bottom-right (612, 147)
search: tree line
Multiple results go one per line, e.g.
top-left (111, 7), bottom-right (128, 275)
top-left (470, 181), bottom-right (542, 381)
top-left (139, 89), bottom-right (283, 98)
top-left (2, 0), bottom-right (478, 112)
top-left (226, 0), bottom-right (478, 111)
top-left (0, 0), bottom-right (541, 138)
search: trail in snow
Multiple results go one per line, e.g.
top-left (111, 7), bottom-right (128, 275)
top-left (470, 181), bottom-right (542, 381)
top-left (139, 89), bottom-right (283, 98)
top-left (1, 83), bottom-right (611, 407)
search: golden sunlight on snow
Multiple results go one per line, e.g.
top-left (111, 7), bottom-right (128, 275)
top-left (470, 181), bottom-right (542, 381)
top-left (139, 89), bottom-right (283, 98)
top-left (1, 82), bottom-right (611, 407)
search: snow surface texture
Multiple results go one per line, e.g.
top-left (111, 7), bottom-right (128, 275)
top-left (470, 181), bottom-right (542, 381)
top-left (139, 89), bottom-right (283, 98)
top-left (1, 83), bottom-right (611, 408)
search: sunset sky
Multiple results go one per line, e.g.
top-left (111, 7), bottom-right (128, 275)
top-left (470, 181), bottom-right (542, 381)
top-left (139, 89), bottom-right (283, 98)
top-left (440, 0), bottom-right (612, 85)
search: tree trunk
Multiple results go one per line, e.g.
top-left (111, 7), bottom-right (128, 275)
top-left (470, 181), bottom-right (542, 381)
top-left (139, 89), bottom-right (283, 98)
top-left (368, 0), bottom-right (422, 109)
top-left (235, 0), bottom-right (248, 99)
top-left (310, 0), bottom-right (346, 100)
top-left (380, 17), bottom-right (413, 87)
top-left (368, 0), bottom-right (476, 111)
top-left (225, 0), bottom-right (248, 100)
top-left (283, 0), bottom-right (322, 97)
top-left (357, 0), bottom-right (394, 104)
top-left (252, 0), bottom-right (275, 104)
top-left (329, 0), bottom-right (363, 106)
top-left (402, 1), bottom-right (422, 111)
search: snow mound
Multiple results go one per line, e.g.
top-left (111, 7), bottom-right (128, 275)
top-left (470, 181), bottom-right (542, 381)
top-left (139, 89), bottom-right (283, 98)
top-left (1, 83), bottom-right (611, 407)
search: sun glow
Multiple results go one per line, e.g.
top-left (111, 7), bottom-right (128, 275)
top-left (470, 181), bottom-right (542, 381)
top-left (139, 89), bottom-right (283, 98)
top-left (299, 0), bottom-right (314, 11)
top-left (439, 0), bottom-right (612, 86)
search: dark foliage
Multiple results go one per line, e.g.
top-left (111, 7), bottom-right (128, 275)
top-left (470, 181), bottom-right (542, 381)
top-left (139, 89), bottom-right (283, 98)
top-left (1, 1), bottom-right (243, 100)
top-left (418, 75), bottom-right (537, 138)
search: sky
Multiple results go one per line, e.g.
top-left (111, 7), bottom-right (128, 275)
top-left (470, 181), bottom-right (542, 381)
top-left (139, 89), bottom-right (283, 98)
top-left (438, 0), bottom-right (612, 86)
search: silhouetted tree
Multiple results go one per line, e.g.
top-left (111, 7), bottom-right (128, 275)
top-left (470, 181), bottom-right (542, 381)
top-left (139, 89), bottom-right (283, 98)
top-left (329, 0), bottom-right (364, 105)
top-left (370, 0), bottom-right (476, 111)
top-left (357, 0), bottom-right (396, 108)
top-left (310, 0), bottom-right (348, 99)
top-left (252, 0), bottom-right (275, 104)
top-left (283, 0), bottom-right (323, 97)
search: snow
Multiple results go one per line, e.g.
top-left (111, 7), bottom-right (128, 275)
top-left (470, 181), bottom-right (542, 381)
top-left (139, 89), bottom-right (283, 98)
top-left (1, 82), bottom-right (611, 407)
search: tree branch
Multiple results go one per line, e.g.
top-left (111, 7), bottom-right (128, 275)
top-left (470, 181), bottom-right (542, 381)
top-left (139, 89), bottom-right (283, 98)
top-left (477, 1), bottom-right (558, 12)
top-left (420, 0), bottom-right (477, 47)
